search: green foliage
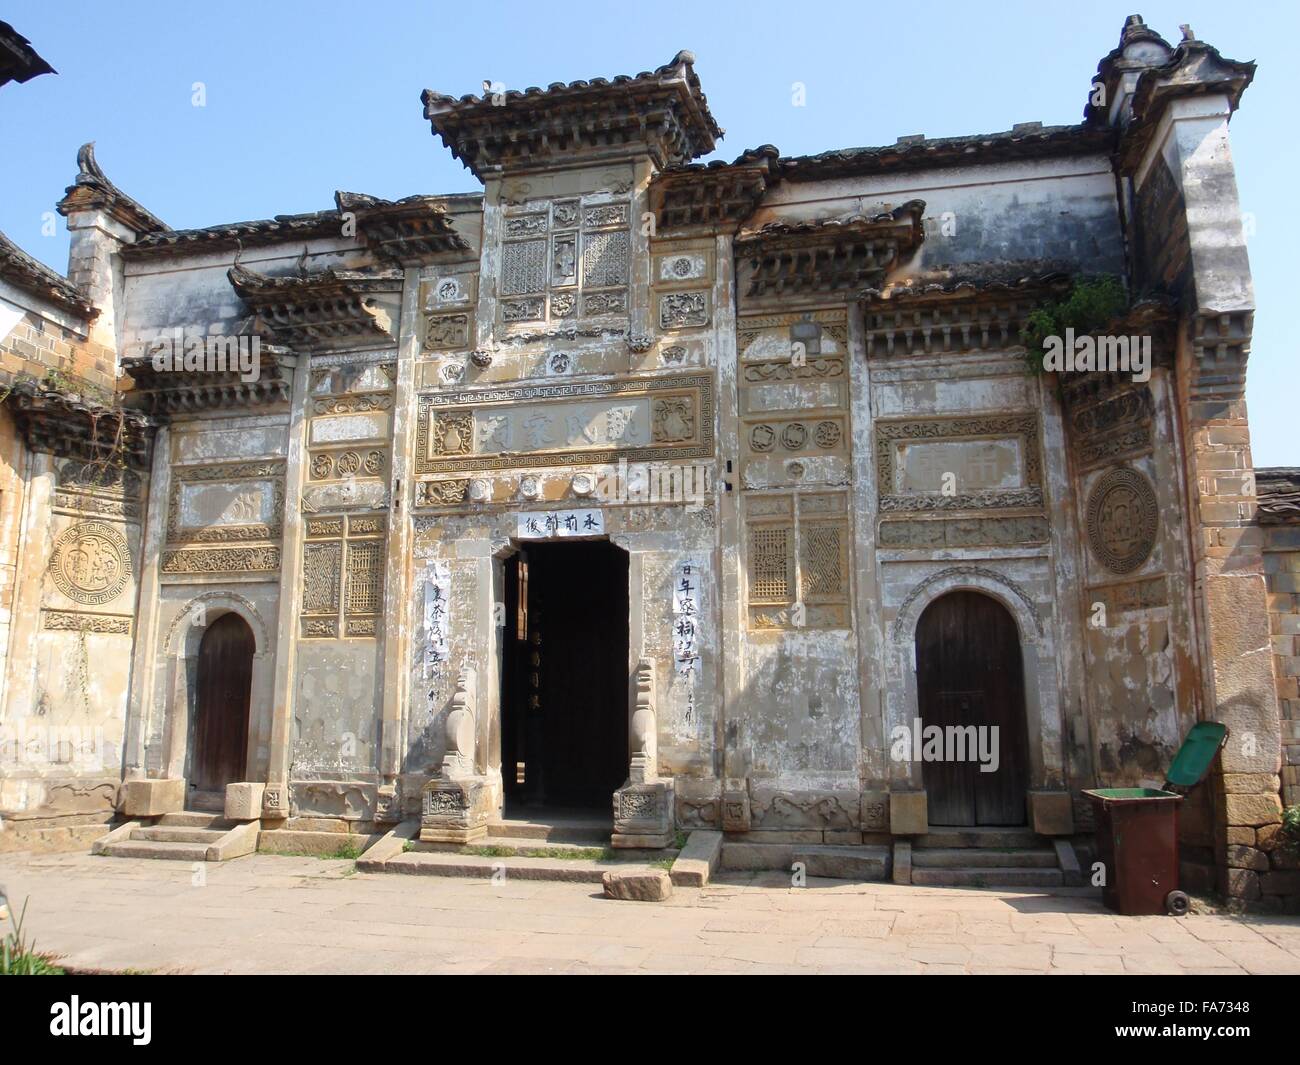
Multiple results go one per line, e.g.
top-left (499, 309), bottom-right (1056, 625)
top-left (1021, 276), bottom-right (1129, 373)
top-left (1283, 804), bottom-right (1300, 841)
top-left (327, 839), bottom-right (363, 860)
top-left (1, 897), bottom-right (64, 976)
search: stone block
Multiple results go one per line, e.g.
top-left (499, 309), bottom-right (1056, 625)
top-left (892, 839), bottom-right (912, 885)
top-left (420, 778), bottom-right (492, 843)
top-left (859, 789), bottom-right (889, 832)
top-left (121, 778), bottom-right (184, 818)
top-left (1222, 773), bottom-right (1281, 794)
top-left (1028, 790), bottom-right (1074, 835)
top-left (1226, 844), bottom-right (1269, 871)
top-left (721, 788), bottom-right (750, 832)
top-left (889, 790), bottom-right (927, 835)
top-left (1224, 792), bottom-right (1283, 827)
top-left (1226, 826), bottom-right (1255, 845)
top-left (224, 782), bottom-right (264, 822)
top-left (1225, 868), bottom-right (1261, 900)
top-left (261, 782), bottom-right (289, 819)
top-left (670, 830), bottom-right (722, 887)
top-left (612, 779), bottom-right (674, 849)
top-left (602, 869), bottom-right (671, 902)
top-left (1260, 870), bottom-right (1300, 896)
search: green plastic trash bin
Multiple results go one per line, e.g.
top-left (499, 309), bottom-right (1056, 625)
top-left (1083, 721), bottom-right (1228, 916)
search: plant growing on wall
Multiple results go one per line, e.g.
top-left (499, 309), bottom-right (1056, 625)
top-left (1021, 275), bottom-right (1129, 373)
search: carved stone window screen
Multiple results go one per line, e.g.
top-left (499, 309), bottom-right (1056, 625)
top-left (745, 490), bottom-right (851, 626)
top-left (299, 513), bottom-right (385, 638)
top-left (500, 198), bottom-right (630, 325)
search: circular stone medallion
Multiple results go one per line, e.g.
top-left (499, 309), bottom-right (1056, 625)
top-left (48, 521), bottom-right (132, 606)
top-left (1086, 466), bottom-right (1159, 574)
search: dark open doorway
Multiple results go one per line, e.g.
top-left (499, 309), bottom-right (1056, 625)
top-left (191, 612), bottom-right (254, 799)
top-left (916, 590), bottom-right (1030, 826)
top-left (501, 539), bottom-right (629, 811)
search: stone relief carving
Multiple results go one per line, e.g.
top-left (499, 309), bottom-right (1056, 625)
top-left (160, 545), bottom-right (281, 575)
top-left (414, 374), bottom-right (714, 475)
top-left (167, 460), bottom-right (286, 544)
top-left (875, 414), bottom-right (1042, 513)
top-left (42, 609), bottom-right (132, 635)
top-left (1086, 466), bottom-right (1159, 574)
top-left (659, 291), bottom-right (708, 329)
top-left (890, 565), bottom-right (1045, 641)
top-left (47, 521), bottom-right (132, 606)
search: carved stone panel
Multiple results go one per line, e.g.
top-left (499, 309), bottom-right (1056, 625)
top-left (167, 461), bottom-right (286, 544)
top-left (47, 521), bottom-right (132, 606)
top-left (1086, 466), bottom-right (1159, 574)
top-left (414, 374), bottom-right (714, 474)
top-left (875, 414), bottom-right (1042, 513)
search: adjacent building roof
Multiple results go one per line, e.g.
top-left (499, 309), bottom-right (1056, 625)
top-left (0, 229), bottom-right (96, 319)
top-left (1257, 469), bottom-right (1300, 524)
top-left (0, 21), bottom-right (55, 86)
top-left (776, 123), bottom-right (1116, 182)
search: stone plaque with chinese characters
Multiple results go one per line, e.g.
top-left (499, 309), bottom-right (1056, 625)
top-left (516, 510), bottom-right (605, 539)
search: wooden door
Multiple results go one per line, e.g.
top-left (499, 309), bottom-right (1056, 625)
top-left (503, 541), bottom-right (629, 809)
top-left (192, 613), bottom-right (253, 792)
top-left (916, 591), bottom-right (1029, 826)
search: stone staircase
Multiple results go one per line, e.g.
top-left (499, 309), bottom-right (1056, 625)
top-left (908, 826), bottom-right (1065, 888)
top-left (360, 809), bottom-right (680, 882)
top-left (94, 812), bottom-right (257, 862)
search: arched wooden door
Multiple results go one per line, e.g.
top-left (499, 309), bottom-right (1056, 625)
top-left (916, 591), bottom-right (1029, 826)
top-left (191, 613), bottom-right (254, 793)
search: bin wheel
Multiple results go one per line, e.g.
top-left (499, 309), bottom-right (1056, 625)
top-left (1165, 890), bottom-right (1189, 917)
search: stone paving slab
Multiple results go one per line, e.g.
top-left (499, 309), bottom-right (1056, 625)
top-left (1, 851), bottom-right (1299, 974)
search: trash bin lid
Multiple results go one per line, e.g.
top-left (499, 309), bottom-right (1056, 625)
top-left (1165, 721), bottom-right (1228, 788)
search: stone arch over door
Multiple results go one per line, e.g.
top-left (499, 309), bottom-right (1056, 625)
top-left (885, 565), bottom-right (1065, 797)
top-left (161, 593), bottom-right (274, 784)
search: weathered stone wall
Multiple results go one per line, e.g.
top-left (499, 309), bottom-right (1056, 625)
top-left (1262, 523), bottom-right (1300, 807)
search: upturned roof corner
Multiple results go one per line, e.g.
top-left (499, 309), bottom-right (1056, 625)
top-left (55, 142), bottom-right (170, 237)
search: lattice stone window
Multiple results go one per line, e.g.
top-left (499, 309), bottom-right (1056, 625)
top-left (300, 515), bottom-right (386, 638)
top-left (746, 492), bottom-right (850, 629)
top-left (499, 198), bottom-right (629, 324)
top-left (749, 526), bottom-right (793, 603)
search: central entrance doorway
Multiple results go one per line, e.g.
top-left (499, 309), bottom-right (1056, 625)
top-left (501, 539), bottom-right (629, 811)
top-left (915, 590), bottom-right (1030, 826)
top-left (191, 612), bottom-right (254, 806)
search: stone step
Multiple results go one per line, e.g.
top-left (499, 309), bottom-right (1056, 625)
top-left (257, 829), bottom-right (377, 857)
top-left (486, 817), bottom-right (611, 844)
top-left (131, 826), bottom-right (227, 845)
top-left (415, 836), bottom-right (670, 860)
top-left (362, 849), bottom-right (662, 883)
top-left (911, 847), bottom-right (1058, 869)
top-left (157, 811), bottom-right (232, 830)
top-left (913, 827), bottom-right (1040, 850)
top-left (910, 866), bottom-right (1065, 888)
top-left (721, 842), bottom-right (890, 881)
top-left (101, 839), bottom-right (212, 862)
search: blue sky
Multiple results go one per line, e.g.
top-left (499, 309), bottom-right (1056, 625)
top-left (3, 1), bottom-right (1294, 465)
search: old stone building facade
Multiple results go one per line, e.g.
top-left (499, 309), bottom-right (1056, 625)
top-left (0, 17), bottom-right (1294, 905)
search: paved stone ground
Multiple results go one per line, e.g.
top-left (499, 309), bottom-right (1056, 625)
top-left (3, 850), bottom-right (1299, 974)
